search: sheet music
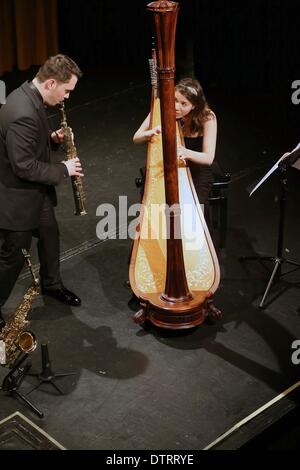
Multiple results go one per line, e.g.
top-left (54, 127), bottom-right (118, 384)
top-left (249, 156), bottom-right (285, 197)
top-left (250, 142), bottom-right (300, 197)
top-left (292, 142), bottom-right (300, 170)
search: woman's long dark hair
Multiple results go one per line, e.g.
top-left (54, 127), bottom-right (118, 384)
top-left (175, 78), bottom-right (213, 135)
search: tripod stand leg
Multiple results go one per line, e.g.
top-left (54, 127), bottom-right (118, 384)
top-left (13, 390), bottom-right (44, 418)
top-left (286, 259), bottom-right (300, 268)
top-left (48, 380), bottom-right (64, 395)
top-left (259, 259), bottom-right (282, 309)
top-left (26, 344), bottom-right (76, 396)
top-left (239, 256), bottom-right (274, 262)
top-left (26, 380), bottom-right (44, 396)
top-left (1, 355), bottom-right (44, 419)
top-left (54, 372), bottom-right (76, 378)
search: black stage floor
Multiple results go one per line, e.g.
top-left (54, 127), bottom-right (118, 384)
top-left (0, 67), bottom-right (299, 451)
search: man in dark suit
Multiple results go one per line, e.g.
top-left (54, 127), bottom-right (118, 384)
top-left (0, 54), bottom-right (84, 329)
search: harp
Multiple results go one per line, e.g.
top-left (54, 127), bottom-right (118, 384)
top-left (129, 1), bottom-right (221, 329)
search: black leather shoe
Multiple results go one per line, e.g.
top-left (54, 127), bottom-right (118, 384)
top-left (42, 287), bottom-right (81, 307)
top-left (0, 309), bottom-right (5, 330)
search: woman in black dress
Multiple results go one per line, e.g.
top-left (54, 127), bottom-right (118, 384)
top-left (175, 78), bottom-right (217, 208)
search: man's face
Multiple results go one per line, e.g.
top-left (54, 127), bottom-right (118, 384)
top-left (45, 74), bottom-right (78, 106)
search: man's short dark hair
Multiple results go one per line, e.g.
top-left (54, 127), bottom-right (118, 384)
top-left (36, 54), bottom-right (82, 84)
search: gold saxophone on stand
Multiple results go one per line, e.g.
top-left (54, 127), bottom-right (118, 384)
top-left (0, 250), bottom-right (38, 368)
top-left (59, 102), bottom-right (87, 216)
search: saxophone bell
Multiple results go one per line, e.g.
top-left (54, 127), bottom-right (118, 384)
top-left (0, 251), bottom-right (39, 368)
top-left (2, 331), bottom-right (37, 368)
top-left (18, 331), bottom-right (37, 355)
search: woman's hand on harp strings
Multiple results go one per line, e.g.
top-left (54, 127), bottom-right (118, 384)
top-left (62, 157), bottom-right (84, 177)
top-left (177, 145), bottom-right (187, 164)
top-left (144, 125), bottom-right (161, 143)
top-left (133, 116), bottom-right (161, 144)
top-left (149, 125), bottom-right (161, 138)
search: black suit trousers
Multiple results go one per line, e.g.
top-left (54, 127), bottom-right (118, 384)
top-left (0, 196), bottom-right (62, 306)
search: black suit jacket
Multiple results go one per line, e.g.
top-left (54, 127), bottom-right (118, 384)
top-left (0, 81), bottom-right (66, 231)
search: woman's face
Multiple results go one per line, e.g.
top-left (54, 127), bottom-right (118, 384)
top-left (175, 90), bottom-right (194, 119)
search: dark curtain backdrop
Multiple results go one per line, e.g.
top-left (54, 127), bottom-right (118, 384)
top-left (0, 0), bottom-right (58, 76)
top-left (1, 0), bottom-right (300, 92)
top-left (57, 0), bottom-right (300, 92)
top-left (191, 0), bottom-right (300, 92)
top-left (57, 0), bottom-right (153, 70)
top-left (0, 0), bottom-right (15, 76)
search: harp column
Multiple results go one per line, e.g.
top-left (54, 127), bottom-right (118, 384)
top-left (148, 0), bottom-right (192, 303)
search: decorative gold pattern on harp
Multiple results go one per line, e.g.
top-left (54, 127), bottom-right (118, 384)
top-left (129, 0), bottom-right (221, 329)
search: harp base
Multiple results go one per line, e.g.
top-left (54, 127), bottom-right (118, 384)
top-left (133, 292), bottom-right (222, 330)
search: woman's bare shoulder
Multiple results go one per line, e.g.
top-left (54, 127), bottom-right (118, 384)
top-left (206, 109), bottom-right (217, 121)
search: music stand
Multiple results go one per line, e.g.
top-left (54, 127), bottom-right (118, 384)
top-left (27, 343), bottom-right (76, 396)
top-left (0, 354), bottom-right (44, 418)
top-left (240, 148), bottom-right (300, 308)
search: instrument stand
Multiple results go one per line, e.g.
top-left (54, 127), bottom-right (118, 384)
top-left (240, 164), bottom-right (300, 308)
top-left (27, 343), bottom-right (76, 396)
top-left (0, 354), bottom-right (44, 418)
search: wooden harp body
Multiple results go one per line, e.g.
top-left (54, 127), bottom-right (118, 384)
top-left (129, 1), bottom-right (220, 329)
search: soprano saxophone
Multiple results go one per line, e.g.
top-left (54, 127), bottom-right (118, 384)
top-left (60, 102), bottom-right (87, 216)
top-left (0, 250), bottom-right (38, 368)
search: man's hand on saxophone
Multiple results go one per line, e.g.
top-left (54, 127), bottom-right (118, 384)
top-left (51, 127), bottom-right (75, 145)
top-left (63, 157), bottom-right (84, 177)
top-left (51, 128), bottom-right (65, 144)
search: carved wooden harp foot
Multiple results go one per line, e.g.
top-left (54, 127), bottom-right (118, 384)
top-left (132, 292), bottom-right (220, 330)
top-left (133, 303), bottom-right (148, 326)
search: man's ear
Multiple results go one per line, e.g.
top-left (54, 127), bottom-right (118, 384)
top-left (45, 79), bottom-right (56, 90)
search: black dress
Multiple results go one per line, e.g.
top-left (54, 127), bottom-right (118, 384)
top-left (184, 136), bottom-right (214, 204)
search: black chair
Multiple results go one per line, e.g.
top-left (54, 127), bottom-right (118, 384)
top-left (208, 173), bottom-right (231, 249)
